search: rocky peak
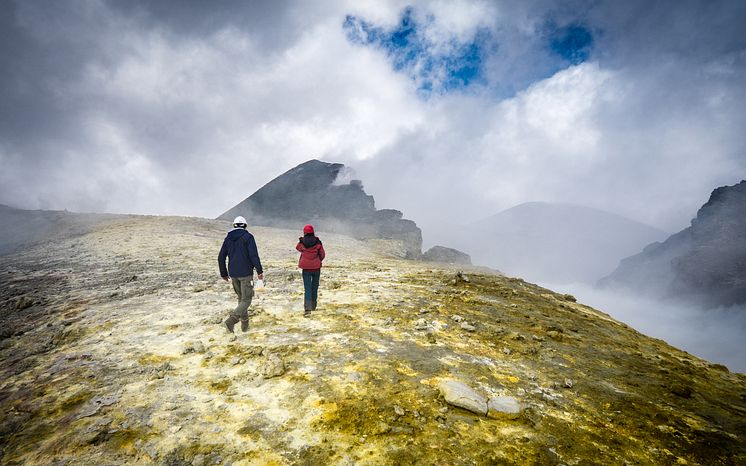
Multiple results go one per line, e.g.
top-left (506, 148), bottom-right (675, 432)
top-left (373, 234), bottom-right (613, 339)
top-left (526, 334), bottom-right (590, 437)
top-left (599, 180), bottom-right (746, 308)
top-left (219, 159), bottom-right (423, 258)
top-left (244, 160), bottom-right (376, 221)
top-left (690, 180), bottom-right (746, 238)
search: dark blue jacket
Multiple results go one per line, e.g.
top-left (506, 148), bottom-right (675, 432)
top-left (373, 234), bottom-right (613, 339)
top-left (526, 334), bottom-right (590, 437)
top-left (218, 228), bottom-right (263, 278)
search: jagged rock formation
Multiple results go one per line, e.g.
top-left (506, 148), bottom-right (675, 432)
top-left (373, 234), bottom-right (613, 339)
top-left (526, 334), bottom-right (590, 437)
top-left (599, 180), bottom-right (746, 308)
top-left (0, 211), bottom-right (744, 464)
top-left (422, 245), bottom-right (472, 265)
top-left (219, 160), bottom-right (422, 258)
top-left (430, 202), bottom-right (668, 284)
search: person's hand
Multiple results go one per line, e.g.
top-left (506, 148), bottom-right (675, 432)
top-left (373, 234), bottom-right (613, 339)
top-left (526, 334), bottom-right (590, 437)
top-left (257, 273), bottom-right (264, 280)
top-left (222, 276), bottom-right (229, 282)
top-left (298, 237), bottom-right (303, 242)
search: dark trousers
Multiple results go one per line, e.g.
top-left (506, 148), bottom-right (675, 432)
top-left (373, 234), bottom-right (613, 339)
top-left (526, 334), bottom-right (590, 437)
top-left (230, 276), bottom-right (253, 320)
top-left (302, 270), bottom-right (320, 310)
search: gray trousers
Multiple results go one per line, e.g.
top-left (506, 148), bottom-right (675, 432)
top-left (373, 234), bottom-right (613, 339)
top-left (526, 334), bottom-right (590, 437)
top-left (230, 276), bottom-right (254, 320)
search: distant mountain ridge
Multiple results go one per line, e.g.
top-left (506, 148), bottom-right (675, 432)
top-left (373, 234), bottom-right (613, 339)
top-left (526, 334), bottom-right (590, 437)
top-left (432, 202), bottom-right (668, 284)
top-left (219, 160), bottom-right (423, 258)
top-left (599, 180), bottom-right (746, 308)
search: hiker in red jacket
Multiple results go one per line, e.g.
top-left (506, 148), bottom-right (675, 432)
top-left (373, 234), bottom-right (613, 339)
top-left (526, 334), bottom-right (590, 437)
top-left (296, 224), bottom-right (325, 317)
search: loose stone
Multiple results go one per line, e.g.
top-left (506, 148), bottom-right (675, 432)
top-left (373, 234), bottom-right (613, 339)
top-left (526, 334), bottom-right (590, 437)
top-left (413, 318), bottom-right (429, 331)
top-left (487, 396), bottom-right (522, 420)
top-left (460, 322), bottom-right (476, 332)
top-left (261, 353), bottom-right (285, 378)
top-left (183, 340), bottom-right (206, 354)
top-left (438, 379), bottom-right (488, 415)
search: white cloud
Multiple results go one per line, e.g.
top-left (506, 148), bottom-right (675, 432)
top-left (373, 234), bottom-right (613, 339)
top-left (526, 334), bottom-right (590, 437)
top-left (419, 0), bottom-right (496, 45)
top-left (0, 0), bottom-right (744, 231)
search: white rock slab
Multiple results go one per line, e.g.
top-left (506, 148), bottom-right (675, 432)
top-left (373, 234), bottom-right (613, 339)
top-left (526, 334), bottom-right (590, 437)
top-left (438, 379), bottom-right (488, 415)
top-left (487, 396), bottom-right (522, 419)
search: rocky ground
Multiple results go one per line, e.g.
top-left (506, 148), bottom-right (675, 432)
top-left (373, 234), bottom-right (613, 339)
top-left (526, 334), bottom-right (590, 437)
top-left (1, 215), bottom-right (745, 465)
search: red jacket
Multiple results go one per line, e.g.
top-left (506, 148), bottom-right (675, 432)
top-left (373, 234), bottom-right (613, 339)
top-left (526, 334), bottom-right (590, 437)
top-left (296, 236), bottom-right (325, 271)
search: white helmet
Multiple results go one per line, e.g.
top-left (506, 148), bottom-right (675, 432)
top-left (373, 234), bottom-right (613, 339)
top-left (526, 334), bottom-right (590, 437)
top-left (233, 216), bottom-right (247, 227)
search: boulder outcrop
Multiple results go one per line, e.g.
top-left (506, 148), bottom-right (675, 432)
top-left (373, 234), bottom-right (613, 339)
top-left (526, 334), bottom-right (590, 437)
top-left (422, 245), bottom-right (472, 265)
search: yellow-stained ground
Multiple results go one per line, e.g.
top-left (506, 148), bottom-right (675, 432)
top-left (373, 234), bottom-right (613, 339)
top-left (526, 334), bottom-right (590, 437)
top-left (0, 215), bottom-right (744, 465)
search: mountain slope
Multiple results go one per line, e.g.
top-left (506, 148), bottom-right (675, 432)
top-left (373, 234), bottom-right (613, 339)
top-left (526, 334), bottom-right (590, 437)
top-left (0, 204), bottom-right (119, 255)
top-left (600, 180), bottom-right (746, 307)
top-left (0, 214), bottom-right (744, 464)
top-left (440, 202), bottom-right (667, 284)
top-left (219, 159), bottom-right (422, 258)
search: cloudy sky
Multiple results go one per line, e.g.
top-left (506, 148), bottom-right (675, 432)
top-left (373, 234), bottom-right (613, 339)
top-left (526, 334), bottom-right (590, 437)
top-left (1, 0), bottom-right (744, 233)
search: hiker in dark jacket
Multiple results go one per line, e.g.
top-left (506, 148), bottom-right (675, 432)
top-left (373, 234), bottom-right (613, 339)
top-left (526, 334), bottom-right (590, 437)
top-left (218, 216), bottom-right (264, 333)
top-left (296, 224), bottom-right (325, 317)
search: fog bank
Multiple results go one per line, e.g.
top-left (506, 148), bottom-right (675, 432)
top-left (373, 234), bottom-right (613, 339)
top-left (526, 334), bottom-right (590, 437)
top-left (539, 282), bottom-right (746, 373)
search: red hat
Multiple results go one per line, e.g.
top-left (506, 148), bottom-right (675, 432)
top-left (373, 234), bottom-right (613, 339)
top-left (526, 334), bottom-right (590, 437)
top-left (303, 224), bottom-right (314, 234)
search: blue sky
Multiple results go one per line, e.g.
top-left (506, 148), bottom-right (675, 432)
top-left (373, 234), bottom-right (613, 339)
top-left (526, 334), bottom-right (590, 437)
top-left (344, 7), bottom-right (491, 95)
top-left (344, 7), bottom-right (595, 98)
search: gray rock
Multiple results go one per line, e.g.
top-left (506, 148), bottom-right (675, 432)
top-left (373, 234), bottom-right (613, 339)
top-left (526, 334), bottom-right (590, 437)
top-left (509, 332), bottom-right (526, 341)
top-left (15, 296), bottom-right (35, 310)
top-left (451, 315), bottom-right (464, 323)
top-left (413, 318), bottom-right (429, 331)
top-left (347, 372), bottom-right (364, 382)
top-left (183, 340), bottom-right (206, 354)
top-left (455, 271), bottom-right (470, 283)
top-left (422, 246), bottom-right (472, 265)
top-left (76, 394), bottom-right (120, 419)
top-left (144, 444), bottom-right (159, 459)
top-left (438, 379), bottom-right (488, 415)
top-left (261, 353), bottom-right (285, 378)
top-left (487, 396), bottom-right (522, 419)
top-left (246, 346), bottom-right (264, 356)
top-left (460, 322), bottom-right (476, 332)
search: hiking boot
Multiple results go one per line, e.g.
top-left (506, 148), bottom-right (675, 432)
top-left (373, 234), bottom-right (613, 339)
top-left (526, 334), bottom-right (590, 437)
top-left (304, 310), bottom-right (312, 318)
top-left (224, 315), bottom-right (239, 333)
top-left (240, 318), bottom-right (249, 332)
